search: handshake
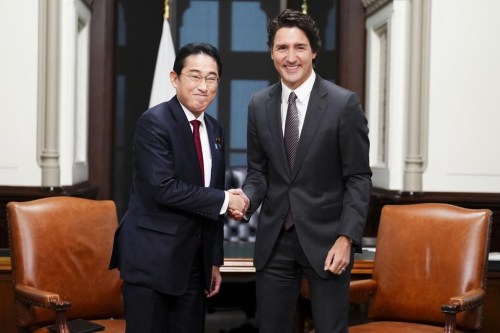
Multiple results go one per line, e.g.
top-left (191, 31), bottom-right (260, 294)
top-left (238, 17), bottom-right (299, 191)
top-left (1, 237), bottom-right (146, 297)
top-left (226, 189), bottom-right (249, 221)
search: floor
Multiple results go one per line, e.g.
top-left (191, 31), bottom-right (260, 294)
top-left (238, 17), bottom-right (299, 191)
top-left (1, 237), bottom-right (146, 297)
top-left (204, 300), bottom-right (369, 333)
top-left (205, 309), bottom-right (257, 333)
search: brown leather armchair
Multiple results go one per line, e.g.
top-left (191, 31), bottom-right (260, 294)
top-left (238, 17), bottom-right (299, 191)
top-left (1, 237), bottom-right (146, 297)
top-left (7, 197), bottom-right (125, 333)
top-left (348, 203), bottom-right (492, 333)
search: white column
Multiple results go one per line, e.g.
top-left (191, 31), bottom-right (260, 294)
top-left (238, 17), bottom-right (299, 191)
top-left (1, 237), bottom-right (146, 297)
top-left (403, 0), bottom-right (430, 192)
top-left (37, 0), bottom-right (61, 188)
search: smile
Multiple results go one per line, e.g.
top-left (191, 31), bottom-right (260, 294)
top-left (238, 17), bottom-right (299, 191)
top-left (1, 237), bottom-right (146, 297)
top-left (285, 65), bottom-right (299, 71)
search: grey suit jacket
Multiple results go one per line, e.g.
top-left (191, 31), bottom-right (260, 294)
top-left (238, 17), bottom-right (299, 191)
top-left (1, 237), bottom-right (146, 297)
top-left (243, 75), bottom-right (372, 278)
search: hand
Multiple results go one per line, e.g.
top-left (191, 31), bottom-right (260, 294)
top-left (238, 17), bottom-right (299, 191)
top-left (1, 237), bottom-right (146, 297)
top-left (323, 236), bottom-right (352, 275)
top-left (205, 266), bottom-right (222, 298)
top-left (226, 188), bottom-right (249, 221)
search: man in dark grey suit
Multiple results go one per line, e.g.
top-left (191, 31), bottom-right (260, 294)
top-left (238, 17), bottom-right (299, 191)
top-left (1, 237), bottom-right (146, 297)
top-left (229, 9), bottom-right (372, 333)
top-left (110, 43), bottom-right (246, 333)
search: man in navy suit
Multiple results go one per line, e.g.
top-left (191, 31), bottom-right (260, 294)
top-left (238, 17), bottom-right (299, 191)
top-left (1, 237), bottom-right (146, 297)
top-left (110, 43), bottom-right (247, 333)
top-left (229, 10), bottom-right (372, 333)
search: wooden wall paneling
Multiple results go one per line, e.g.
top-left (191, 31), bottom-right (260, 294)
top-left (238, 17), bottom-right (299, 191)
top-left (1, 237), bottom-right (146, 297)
top-left (88, 0), bottom-right (116, 200)
top-left (366, 188), bottom-right (500, 252)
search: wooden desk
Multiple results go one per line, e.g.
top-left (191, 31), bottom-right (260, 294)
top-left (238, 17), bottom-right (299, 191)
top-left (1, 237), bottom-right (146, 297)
top-left (221, 242), bottom-right (375, 276)
top-left (0, 256), bottom-right (16, 333)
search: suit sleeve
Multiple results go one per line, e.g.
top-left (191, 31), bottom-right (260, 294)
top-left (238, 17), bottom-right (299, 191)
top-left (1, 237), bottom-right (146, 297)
top-left (242, 93), bottom-right (269, 216)
top-left (338, 92), bottom-right (372, 248)
top-left (133, 110), bottom-right (226, 221)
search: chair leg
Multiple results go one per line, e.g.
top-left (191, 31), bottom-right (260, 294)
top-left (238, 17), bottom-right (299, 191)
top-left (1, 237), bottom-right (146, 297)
top-left (53, 302), bottom-right (71, 333)
top-left (443, 312), bottom-right (456, 333)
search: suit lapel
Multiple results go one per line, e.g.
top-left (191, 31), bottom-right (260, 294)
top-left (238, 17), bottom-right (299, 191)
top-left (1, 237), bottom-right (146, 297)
top-left (171, 97), bottom-right (205, 185)
top-left (204, 116), bottom-right (221, 188)
top-left (265, 84), bottom-right (291, 177)
top-left (292, 77), bottom-right (328, 179)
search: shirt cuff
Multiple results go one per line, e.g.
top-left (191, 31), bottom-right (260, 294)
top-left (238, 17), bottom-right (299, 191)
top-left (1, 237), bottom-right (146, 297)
top-left (220, 191), bottom-right (229, 214)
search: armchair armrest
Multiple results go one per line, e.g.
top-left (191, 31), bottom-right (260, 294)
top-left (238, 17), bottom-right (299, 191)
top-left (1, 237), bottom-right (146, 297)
top-left (15, 284), bottom-right (71, 333)
top-left (440, 288), bottom-right (486, 333)
top-left (15, 284), bottom-right (68, 308)
top-left (441, 288), bottom-right (486, 313)
top-left (349, 279), bottom-right (377, 303)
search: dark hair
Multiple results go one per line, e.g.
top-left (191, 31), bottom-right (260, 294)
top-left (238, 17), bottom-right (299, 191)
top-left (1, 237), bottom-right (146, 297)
top-left (173, 43), bottom-right (222, 77)
top-left (267, 9), bottom-right (322, 65)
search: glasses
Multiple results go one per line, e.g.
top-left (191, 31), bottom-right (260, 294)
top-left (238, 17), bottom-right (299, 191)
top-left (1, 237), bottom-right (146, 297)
top-left (180, 73), bottom-right (220, 87)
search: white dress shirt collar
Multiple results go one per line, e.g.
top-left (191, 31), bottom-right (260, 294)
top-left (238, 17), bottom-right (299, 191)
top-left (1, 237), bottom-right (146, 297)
top-left (280, 70), bottom-right (316, 105)
top-left (280, 71), bottom-right (316, 135)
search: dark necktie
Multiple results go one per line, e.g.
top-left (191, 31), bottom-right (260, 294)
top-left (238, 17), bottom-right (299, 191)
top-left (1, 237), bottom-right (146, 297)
top-left (283, 91), bottom-right (299, 230)
top-left (190, 120), bottom-right (204, 185)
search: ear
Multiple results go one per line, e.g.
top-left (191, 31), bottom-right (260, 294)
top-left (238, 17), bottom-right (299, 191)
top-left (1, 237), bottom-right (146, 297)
top-left (170, 71), bottom-right (178, 88)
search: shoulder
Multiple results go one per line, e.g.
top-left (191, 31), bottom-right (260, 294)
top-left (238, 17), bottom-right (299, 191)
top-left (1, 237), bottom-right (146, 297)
top-left (315, 76), bottom-right (355, 98)
top-left (139, 97), bottom-right (182, 123)
top-left (251, 82), bottom-right (281, 102)
top-left (313, 76), bottom-right (360, 108)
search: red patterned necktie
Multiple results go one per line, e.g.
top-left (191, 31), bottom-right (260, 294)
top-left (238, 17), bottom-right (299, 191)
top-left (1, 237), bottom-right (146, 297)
top-left (190, 120), bottom-right (204, 185)
top-left (283, 91), bottom-right (299, 230)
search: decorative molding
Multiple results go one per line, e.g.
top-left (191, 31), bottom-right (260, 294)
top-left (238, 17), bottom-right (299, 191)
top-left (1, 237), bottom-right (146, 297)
top-left (361, 0), bottom-right (393, 16)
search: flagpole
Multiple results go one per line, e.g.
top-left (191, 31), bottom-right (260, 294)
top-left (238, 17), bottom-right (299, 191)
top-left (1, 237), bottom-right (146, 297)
top-left (301, 0), bottom-right (308, 14)
top-left (149, 0), bottom-right (176, 108)
top-left (164, 0), bottom-right (170, 19)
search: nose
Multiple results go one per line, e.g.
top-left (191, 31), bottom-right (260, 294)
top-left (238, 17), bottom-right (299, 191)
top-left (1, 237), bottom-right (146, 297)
top-left (196, 78), bottom-right (208, 90)
top-left (286, 49), bottom-right (297, 62)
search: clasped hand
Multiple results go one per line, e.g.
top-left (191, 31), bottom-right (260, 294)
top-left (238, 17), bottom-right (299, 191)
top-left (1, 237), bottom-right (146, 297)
top-left (226, 188), bottom-right (249, 221)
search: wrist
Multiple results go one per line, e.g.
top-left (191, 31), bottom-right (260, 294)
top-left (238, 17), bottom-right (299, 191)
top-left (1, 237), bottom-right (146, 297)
top-left (340, 235), bottom-right (353, 245)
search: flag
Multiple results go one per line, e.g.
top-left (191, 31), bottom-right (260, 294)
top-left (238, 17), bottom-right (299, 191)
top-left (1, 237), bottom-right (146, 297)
top-left (149, 17), bottom-right (176, 108)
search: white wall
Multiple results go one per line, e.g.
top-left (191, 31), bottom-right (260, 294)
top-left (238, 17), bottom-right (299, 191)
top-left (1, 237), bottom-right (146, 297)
top-left (424, 0), bottom-right (500, 192)
top-left (0, 1), bottom-right (41, 186)
top-left (366, 0), bottom-right (500, 193)
top-left (0, 0), bottom-right (90, 187)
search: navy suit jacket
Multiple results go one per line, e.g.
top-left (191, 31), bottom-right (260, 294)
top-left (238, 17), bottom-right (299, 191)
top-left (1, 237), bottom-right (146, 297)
top-left (110, 96), bottom-right (226, 295)
top-left (242, 75), bottom-right (372, 278)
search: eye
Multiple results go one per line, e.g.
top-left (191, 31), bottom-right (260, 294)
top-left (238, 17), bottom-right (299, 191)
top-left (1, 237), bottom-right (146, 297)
top-left (206, 77), bottom-right (219, 84)
top-left (191, 75), bottom-right (202, 81)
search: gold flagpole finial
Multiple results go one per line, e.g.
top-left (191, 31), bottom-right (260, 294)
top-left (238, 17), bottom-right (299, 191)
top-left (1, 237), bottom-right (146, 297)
top-left (164, 0), bottom-right (170, 20)
top-left (301, 0), bottom-right (308, 14)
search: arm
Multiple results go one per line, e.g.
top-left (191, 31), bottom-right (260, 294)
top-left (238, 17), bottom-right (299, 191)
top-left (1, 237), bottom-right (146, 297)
top-left (240, 94), bottom-right (269, 214)
top-left (324, 92), bottom-right (372, 273)
top-left (134, 109), bottom-right (226, 220)
top-left (337, 92), bottom-right (372, 246)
